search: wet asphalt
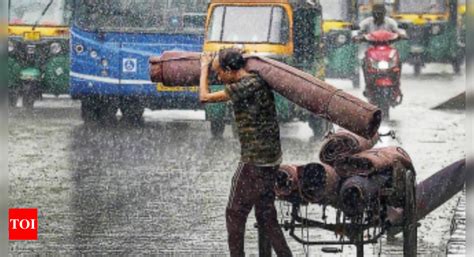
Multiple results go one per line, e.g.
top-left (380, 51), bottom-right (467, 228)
top-left (9, 63), bottom-right (465, 256)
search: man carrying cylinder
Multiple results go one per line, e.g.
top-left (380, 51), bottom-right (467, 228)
top-left (199, 48), bottom-right (292, 257)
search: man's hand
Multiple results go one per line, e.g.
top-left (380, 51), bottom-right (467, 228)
top-left (352, 35), bottom-right (364, 43)
top-left (200, 52), bottom-right (215, 69)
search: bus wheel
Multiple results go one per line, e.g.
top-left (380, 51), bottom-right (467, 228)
top-left (210, 120), bottom-right (225, 138)
top-left (81, 97), bottom-right (118, 124)
top-left (120, 98), bottom-right (144, 124)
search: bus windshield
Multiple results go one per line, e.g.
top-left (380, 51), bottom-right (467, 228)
top-left (396, 0), bottom-right (447, 14)
top-left (207, 6), bottom-right (290, 44)
top-left (74, 0), bottom-right (208, 33)
top-left (320, 0), bottom-right (352, 21)
top-left (9, 0), bottom-right (71, 26)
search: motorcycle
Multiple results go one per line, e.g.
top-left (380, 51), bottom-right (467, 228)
top-left (357, 30), bottom-right (404, 120)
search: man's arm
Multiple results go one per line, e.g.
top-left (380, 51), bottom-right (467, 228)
top-left (387, 17), bottom-right (408, 38)
top-left (199, 54), bottom-right (230, 104)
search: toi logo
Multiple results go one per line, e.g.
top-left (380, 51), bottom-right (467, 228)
top-left (9, 208), bottom-right (38, 240)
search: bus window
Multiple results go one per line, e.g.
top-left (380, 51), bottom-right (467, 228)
top-left (74, 0), bottom-right (207, 33)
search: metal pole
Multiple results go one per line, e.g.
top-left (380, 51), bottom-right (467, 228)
top-left (356, 231), bottom-right (364, 257)
top-left (403, 170), bottom-right (417, 257)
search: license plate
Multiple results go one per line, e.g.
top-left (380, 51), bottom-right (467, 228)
top-left (23, 31), bottom-right (41, 41)
top-left (157, 83), bottom-right (198, 92)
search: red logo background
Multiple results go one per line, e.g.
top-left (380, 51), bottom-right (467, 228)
top-left (9, 208), bottom-right (38, 240)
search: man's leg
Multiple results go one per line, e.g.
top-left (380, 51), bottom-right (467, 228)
top-left (226, 163), bottom-right (254, 257)
top-left (255, 167), bottom-right (292, 257)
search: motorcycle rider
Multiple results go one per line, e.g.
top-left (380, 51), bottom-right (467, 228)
top-left (357, 3), bottom-right (407, 39)
top-left (355, 3), bottom-right (406, 117)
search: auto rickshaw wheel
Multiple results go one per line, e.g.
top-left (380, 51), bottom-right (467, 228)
top-left (21, 81), bottom-right (39, 110)
top-left (308, 115), bottom-right (332, 139)
top-left (9, 91), bottom-right (18, 108)
top-left (351, 70), bottom-right (361, 88)
top-left (452, 59), bottom-right (461, 75)
top-left (413, 63), bottom-right (422, 76)
top-left (210, 120), bottom-right (225, 138)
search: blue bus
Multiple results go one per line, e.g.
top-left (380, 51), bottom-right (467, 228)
top-left (70, 0), bottom-right (208, 123)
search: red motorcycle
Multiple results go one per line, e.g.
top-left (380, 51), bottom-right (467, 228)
top-left (360, 30), bottom-right (403, 119)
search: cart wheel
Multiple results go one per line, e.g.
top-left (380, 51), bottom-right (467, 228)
top-left (210, 120), bottom-right (225, 138)
top-left (403, 170), bottom-right (417, 257)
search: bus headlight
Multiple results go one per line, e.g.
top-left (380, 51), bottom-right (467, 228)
top-left (90, 50), bottom-right (98, 59)
top-left (101, 59), bottom-right (109, 67)
top-left (431, 25), bottom-right (441, 35)
top-left (75, 44), bottom-right (84, 53)
top-left (50, 42), bottom-right (62, 54)
top-left (8, 41), bottom-right (14, 52)
top-left (337, 34), bottom-right (347, 44)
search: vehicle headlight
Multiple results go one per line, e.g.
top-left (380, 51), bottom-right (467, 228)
top-left (410, 45), bottom-right (424, 53)
top-left (8, 41), bottom-right (14, 52)
top-left (55, 67), bottom-right (64, 76)
top-left (377, 61), bottom-right (390, 70)
top-left (75, 44), bottom-right (84, 53)
top-left (431, 25), bottom-right (441, 35)
top-left (369, 59), bottom-right (396, 70)
top-left (336, 34), bottom-right (347, 44)
top-left (50, 42), bottom-right (62, 54)
top-left (101, 59), bottom-right (109, 67)
top-left (90, 50), bottom-right (98, 58)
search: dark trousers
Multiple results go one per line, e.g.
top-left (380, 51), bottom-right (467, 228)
top-left (226, 162), bottom-right (292, 257)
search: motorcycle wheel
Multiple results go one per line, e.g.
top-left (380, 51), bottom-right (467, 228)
top-left (373, 88), bottom-right (391, 120)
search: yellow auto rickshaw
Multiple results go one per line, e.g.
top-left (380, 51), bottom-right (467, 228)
top-left (203, 0), bottom-right (331, 138)
top-left (8, 0), bottom-right (72, 108)
top-left (391, 0), bottom-right (464, 75)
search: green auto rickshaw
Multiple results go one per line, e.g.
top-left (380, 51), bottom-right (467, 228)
top-left (390, 0), bottom-right (464, 75)
top-left (204, 0), bottom-right (331, 138)
top-left (457, 0), bottom-right (465, 54)
top-left (321, 0), bottom-right (360, 88)
top-left (8, 0), bottom-right (72, 109)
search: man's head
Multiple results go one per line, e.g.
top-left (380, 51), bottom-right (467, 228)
top-left (211, 48), bottom-right (246, 84)
top-left (372, 4), bottom-right (386, 24)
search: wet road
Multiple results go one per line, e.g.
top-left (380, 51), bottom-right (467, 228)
top-left (9, 64), bottom-right (465, 256)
